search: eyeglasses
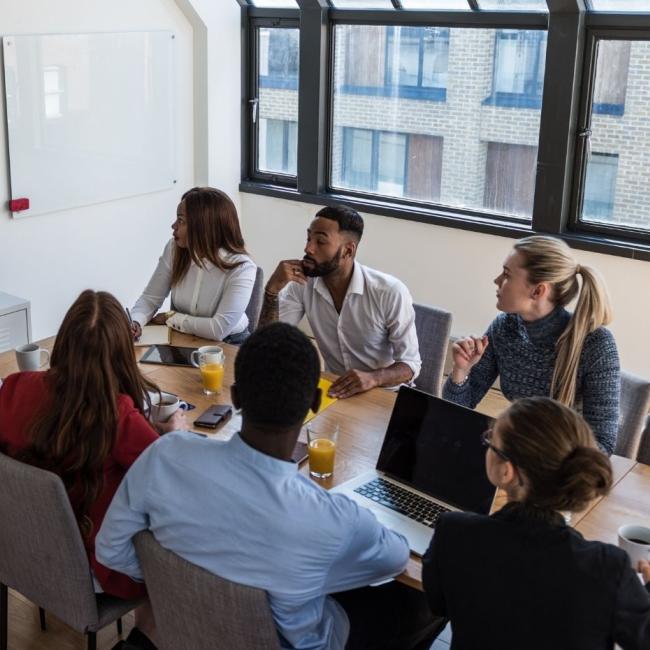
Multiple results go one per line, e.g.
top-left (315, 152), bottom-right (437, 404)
top-left (481, 429), bottom-right (512, 463)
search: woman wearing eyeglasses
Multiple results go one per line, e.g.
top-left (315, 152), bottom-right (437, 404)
top-left (422, 397), bottom-right (650, 650)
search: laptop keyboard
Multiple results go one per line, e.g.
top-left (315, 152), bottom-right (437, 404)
top-left (354, 477), bottom-right (450, 528)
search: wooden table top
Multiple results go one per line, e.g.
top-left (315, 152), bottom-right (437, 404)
top-left (1, 332), bottom-right (648, 592)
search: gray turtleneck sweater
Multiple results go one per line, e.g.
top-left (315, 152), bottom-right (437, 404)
top-left (442, 307), bottom-right (620, 455)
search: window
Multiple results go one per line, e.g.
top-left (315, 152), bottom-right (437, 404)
top-left (332, 25), bottom-right (544, 220)
top-left (259, 119), bottom-right (297, 176)
top-left (259, 28), bottom-right (299, 90)
top-left (342, 26), bottom-right (449, 101)
top-left (336, 127), bottom-right (443, 203)
top-left (592, 40), bottom-right (630, 116)
top-left (582, 153), bottom-right (618, 222)
top-left (385, 27), bottom-right (449, 100)
top-left (254, 26), bottom-right (299, 180)
top-left (576, 39), bottom-right (650, 232)
top-left (241, 1), bottom-right (650, 258)
top-left (484, 143), bottom-right (537, 217)
top-left (484, 30), bottom-right (547, 109)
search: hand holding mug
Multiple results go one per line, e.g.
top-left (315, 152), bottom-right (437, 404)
top-left (157, 408), bottom-right (189, 434)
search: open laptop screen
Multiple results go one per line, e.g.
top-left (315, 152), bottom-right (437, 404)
top-left (376, 387), bottom-right (495, 515)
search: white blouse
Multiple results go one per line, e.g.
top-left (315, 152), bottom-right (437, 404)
top-left (131, 239), bottom-right (257, 341)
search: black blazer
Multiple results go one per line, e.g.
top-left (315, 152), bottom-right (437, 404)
top-left (422, 503), bottom-right (650, 650)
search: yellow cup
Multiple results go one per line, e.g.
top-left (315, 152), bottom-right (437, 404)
top-left (191, 346), bottom-right (225, 395)
top-left (307, 422), bottom-right (339, 479)
top-left (200, 363), bottom-right (224, 395)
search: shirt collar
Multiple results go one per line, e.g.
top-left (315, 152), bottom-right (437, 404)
top-left (227, 432), bottom-right (299, 477)
top-left (313, 261), bottom-right (365, 301)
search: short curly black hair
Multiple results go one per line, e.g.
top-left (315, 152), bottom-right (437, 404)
top-left (234, 322), bottom-right (320, 428)
top-left (315, 205), bottom-right (364, 242)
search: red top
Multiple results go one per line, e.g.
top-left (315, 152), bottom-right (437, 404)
top-left (0, 371), bottom-right (159, 600)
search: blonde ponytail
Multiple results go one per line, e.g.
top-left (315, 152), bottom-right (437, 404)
top-left (513, 236), bottom-right (613, 407)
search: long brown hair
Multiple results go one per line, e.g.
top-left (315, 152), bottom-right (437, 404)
top-left (499, 397), bottom-right (612, 513)
top-left (171, 187), bottom-right (249, 286)
top-left (513, 236), bottom-right (613, 407)
top-left (18, 290), bottom-right (160, 538)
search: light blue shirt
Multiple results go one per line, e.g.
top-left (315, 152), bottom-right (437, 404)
top-left (96, 431), bottom-right (410, 650)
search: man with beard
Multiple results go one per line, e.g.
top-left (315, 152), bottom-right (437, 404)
top-left (259, 205), bottom-right (420, 398)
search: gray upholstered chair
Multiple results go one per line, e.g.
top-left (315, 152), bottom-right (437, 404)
top-left (615, 370), bottom-right (650, 459)
top-left (134, 531), bottom-right (280, 650)
top-left (638, 415), bottom-right (650, 465)
top-left (413, 303), bottom-right (453, 397)
top-left (0, 453), bottom-right (142, 650)
top-left (245, 266), bottom-right (265, 333)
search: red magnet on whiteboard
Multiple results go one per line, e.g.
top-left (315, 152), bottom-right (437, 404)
top-left (9, 198), bottom-right (30, 212)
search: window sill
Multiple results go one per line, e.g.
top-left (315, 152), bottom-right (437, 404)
top-left (239, 180), bottom-right (650, 262)
top-left (482, 93), bottom-right (542, 110)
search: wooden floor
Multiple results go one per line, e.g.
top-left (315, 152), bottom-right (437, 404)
top-left (6, 589), bottom-right (134, 649)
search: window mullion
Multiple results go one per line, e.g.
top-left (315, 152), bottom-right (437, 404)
top-left (532, 8), bottom-right (585, 234)
top-left (297, 4), bottom-right (329, 194)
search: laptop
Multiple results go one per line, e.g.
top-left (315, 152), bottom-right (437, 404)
top-left (331, 386), bottom-right (496, 556)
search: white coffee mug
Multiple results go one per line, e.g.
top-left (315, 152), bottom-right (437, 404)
top-left (618, 524), bottom-right (650, 569)
top-left (15, 344), bottom-right (50, 371)
top-left (190, 345), bottom-right (225, 368)
top-left (149, 391), bottom-right (187, 424)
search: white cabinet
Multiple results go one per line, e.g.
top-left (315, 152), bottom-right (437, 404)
top-left (0, 292), bottom-right (31, 354)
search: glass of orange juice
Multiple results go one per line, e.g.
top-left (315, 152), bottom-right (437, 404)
top-left (307, 421), bottom-right (339, 479)
top-left (191, 346), bottom-right (225, 395)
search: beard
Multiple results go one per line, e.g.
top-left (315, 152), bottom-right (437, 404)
top-left (302, 247), bottom-right (342, 277)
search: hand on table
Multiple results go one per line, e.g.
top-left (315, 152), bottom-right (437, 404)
top-left (639, 560), bottom-right (650, 584)
top-left (266, 260), bottom-right (307, 295)
top-left (328, 369), bottom-right (378, 399)
top-left (156, 408), bottom-right (189, 434)
top-left (150, 313), bottom-right (169, 325)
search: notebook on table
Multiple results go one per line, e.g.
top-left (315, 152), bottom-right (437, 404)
top-left (134, 325), bottom-right (171, 347)
top-left (331, 386), bottom-right (496, 556)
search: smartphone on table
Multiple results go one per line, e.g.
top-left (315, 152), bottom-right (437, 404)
top-left (194, 404), bottom-right (233, 429)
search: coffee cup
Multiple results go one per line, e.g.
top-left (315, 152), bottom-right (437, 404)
top-left (149, 391), bottom-right (186, 423)
top-left (618, 524), bottom-right (650, 569)
top-left (15, 344), bottom-right (50, 371)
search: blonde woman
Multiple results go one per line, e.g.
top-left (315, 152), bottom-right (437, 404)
top-left (443, 236), bottom-right (620, 454)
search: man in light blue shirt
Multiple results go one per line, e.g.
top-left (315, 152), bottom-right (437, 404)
top-left (97, 323), bottom-right (438, 649)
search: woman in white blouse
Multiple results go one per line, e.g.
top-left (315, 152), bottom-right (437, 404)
top-left (130, 187), bottom-right (256, 343)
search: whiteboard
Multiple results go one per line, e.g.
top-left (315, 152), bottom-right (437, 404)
top-left (3, 32), bottom-right (176, 218)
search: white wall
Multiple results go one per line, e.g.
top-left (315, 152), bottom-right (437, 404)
top-left (0, 0), bottom-right (194, 340)
top-left (240, 193), bottom-right (650, 377)
top-left (2, 0), bottom-right (649, 379)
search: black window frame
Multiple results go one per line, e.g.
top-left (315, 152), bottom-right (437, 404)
top-left (239, 0), bottom-right (650, 261)
top-left (244, 12), bottom-right (300, 187)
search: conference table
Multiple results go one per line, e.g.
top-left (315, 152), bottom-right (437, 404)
top-left (1, 331), bottom-right (649, 591)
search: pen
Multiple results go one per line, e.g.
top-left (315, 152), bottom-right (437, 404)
top-left (125, 307), bottom-right (139, 342)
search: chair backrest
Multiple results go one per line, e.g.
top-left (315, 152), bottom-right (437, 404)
top-left (0, 453), bottom-right (99, 631)
top-left (134, 531), bottom-right (280, 650)
top-left (245, 266), bottom-right (265, 333)
top-left (615, 370), bottom-right (650, 459)
top-left (638, 415), bottom-right (650, 465)
top-left (413, 302), bottom-right (453, 397)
